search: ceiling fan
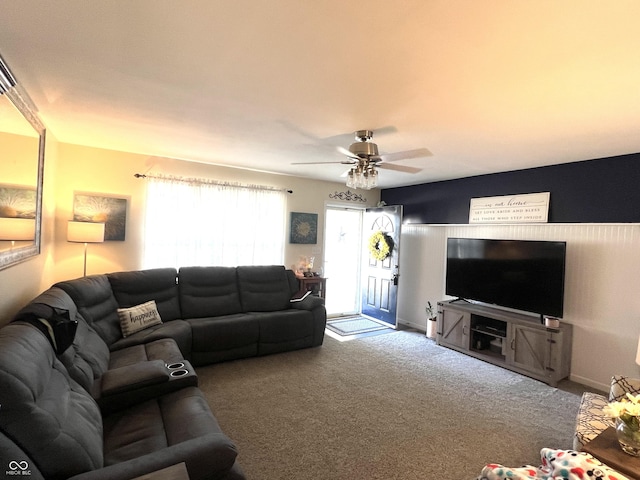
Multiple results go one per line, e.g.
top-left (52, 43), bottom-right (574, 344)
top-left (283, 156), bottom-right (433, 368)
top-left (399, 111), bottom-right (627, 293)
top-left (291, 129), bottom-right (432, 189)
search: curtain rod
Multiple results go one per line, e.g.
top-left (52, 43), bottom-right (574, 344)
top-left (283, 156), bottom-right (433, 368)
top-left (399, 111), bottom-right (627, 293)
top-left (134, 173), bottom-right (292, 194)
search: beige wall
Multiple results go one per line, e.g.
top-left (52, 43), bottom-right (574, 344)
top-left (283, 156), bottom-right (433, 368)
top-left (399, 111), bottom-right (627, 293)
top-left (0, 133), bottom-right (58, 325)
top-left (0, 140), bottom-right (379, 326)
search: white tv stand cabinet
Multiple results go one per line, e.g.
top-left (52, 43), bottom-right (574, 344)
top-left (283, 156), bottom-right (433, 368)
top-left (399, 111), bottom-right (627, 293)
top-left (436, 300), bottom-right (572, 386)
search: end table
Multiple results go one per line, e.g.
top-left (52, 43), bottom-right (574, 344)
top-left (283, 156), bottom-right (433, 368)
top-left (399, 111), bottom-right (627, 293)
top-left (582, 427), bottom-right (640, 479)
top-left (297, 276), bottom-right (326, 299)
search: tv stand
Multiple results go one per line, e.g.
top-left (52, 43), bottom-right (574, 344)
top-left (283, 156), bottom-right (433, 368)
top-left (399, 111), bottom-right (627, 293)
top-left (436, 300), bottom-right (572, 386)
top-left (450, 297), bottom-right (471, 304)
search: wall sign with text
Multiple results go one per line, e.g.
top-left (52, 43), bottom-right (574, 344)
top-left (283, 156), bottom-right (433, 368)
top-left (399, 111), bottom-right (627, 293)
top-left (469, 192), bottom-right (550, 224)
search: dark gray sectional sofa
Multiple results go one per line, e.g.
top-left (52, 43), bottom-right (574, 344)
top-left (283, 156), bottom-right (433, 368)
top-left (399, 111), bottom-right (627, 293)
top-left (0, 265), bottom-right (326, 480)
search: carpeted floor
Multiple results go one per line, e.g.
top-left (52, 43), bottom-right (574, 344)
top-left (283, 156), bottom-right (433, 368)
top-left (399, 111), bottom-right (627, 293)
top-left (197, 330), bottom-right (585, 480)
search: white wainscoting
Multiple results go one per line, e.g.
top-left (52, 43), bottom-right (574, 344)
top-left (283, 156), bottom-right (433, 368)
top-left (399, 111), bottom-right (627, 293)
top-left (397, 223), bottom-right (640, 391)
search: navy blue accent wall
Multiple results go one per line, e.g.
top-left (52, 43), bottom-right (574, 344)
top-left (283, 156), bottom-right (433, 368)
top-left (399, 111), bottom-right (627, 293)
top-left (380, 154), bottom-right (640, 224)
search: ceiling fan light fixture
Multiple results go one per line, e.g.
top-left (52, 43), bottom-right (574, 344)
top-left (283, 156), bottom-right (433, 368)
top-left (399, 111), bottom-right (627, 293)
top-left (344, 163), bottom-right (378, 190)
top-left (346, 168), bottom-right (356, 189)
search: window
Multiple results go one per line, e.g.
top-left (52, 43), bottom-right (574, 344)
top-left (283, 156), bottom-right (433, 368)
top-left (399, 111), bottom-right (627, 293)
top-left (143, 176), bottom-right (286, 268)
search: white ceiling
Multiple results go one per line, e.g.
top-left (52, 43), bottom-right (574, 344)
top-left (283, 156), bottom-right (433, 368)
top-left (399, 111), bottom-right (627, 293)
top-left (1, 1), bottom-right (640, 188)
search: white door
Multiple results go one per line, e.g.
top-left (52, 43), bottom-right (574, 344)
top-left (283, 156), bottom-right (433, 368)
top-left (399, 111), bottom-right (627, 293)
top-left (323, 206), bottom-right (364, 317)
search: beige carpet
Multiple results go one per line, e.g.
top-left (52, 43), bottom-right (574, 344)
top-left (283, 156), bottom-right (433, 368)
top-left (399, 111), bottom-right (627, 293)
top-left (197, 330), bottom-right (583, 480)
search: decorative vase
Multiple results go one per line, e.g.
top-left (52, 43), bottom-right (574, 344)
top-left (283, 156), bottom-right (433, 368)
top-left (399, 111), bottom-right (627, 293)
top-left (615, 418), bottom-right (640, 456)
top-left (426, 318), bottom-right (437, 339)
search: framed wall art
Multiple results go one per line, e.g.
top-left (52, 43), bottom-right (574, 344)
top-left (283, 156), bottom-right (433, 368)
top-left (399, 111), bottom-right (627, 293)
top-left (0, 184), bottom-right (36, 219)
top-left (290, 212), bottom-right (318, 244)
top-left (73, 193), bottom-right (128, 241)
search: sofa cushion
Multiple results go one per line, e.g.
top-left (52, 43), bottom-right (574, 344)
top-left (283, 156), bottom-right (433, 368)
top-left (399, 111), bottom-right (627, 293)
top-left (14, 287), bottom-right (113, 392)
top-left (109, 338), bottom-right (185, 369)
top-left (187, 314), bottom-right (259, 365)
top-left (12, 287), bottom-right (81, 354)
top-left (102, 387), bottom-right (239, 479)
top-left (59, 313), bottom-right (112, 392)
top-left (253, 309), bottom-right (314, 342)
top-left (179, 266), bottom-right (243, 317)
top-left (0, 323), bottom-right (104, 479)
top-left (0, 431), bottom-right (46, 480)
top-left (110, 319), bottom-right (193, 359)
top-left (108, 268), bottom-right (181, 321)
top-left (237, 265), bottom-right (291, 312)
top-left (55, 274), bottom-right (122, 346)
top-left (118, 300), bottom-right (163, 337)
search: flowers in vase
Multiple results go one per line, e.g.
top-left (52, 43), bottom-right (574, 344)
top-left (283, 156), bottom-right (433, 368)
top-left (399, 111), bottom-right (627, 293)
top-left (603, 393), bottom-right (640, 432)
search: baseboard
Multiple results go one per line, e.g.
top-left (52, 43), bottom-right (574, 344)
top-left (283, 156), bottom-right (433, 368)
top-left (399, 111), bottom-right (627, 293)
top-left (397, 318), bottom-right (426, 333)
top-left (569, 373), bottom-right (608, 393)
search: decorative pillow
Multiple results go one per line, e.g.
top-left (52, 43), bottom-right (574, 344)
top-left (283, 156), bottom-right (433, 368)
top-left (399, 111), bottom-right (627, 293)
top-left (609, 375), bottom-right (640, 402)
top-left (477, 449), bottom-right (630, 480)
top-left (117, 300), bottom-right (162, 337)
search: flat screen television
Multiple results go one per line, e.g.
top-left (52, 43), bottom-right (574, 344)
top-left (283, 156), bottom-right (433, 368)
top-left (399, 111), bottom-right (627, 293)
top-left (445, 238), bottom-right (566, 318)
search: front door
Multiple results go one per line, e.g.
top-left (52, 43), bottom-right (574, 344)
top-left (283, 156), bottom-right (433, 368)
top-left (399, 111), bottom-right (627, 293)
top-left (361, 205), bottom-right (402, 326)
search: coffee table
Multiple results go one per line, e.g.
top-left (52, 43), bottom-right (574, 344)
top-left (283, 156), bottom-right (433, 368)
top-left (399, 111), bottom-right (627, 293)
top-left (582, 427), bottom-right (640, 479)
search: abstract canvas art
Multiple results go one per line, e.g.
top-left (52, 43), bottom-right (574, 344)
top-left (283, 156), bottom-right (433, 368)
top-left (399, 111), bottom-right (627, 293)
top-left (0, 185), bottom-right (36, 219)
top-left (73, 193), bottom-right (128, 241)
top-left (290, 212), bottom-right (318, 244)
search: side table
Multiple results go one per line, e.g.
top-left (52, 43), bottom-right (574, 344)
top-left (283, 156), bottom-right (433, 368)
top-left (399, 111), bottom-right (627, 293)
top-left (297, 276), bottom-right (326, 299)
top-left (582, 427), bottom-right (640, 479)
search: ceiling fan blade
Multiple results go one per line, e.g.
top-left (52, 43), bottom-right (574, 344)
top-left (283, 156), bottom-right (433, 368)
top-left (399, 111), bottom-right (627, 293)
top-left (377, 148), bottom-right (432, 163)
top-left (336, 145), bottom-right (359, 160)
top-left (372, 125), bottom-right (398, 136)
top-left (378, 163), bottom-right (423, 174)
top-left (291, 160), bottom-right (353, 165)
top-left (340, 168), bottom-right (352, 178)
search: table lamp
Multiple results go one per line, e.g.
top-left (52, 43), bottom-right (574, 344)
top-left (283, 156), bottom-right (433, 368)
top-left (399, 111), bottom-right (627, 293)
top-left (0, 217), bottom-right (36, 248)
top-left (67, 221), bottom-right (105, 276)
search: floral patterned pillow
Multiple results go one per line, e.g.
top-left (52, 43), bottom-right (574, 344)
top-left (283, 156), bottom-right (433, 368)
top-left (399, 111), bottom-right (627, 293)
top-left (478, 448), bottom-right (630, 480)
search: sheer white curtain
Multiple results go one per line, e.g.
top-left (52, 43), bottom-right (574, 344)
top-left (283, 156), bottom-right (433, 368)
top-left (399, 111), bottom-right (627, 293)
top-left (143, 176), bottom-right (286, 269)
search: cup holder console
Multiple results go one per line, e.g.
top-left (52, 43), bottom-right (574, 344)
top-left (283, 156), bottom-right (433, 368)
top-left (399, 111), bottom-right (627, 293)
top-left (170, 369), bottom-right (189, 378)
top-left (166, 362), bottom-right (185, 370)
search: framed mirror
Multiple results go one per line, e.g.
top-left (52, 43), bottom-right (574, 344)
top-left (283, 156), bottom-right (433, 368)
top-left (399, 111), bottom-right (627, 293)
top-left (0, 55), bottom-right (46, 270)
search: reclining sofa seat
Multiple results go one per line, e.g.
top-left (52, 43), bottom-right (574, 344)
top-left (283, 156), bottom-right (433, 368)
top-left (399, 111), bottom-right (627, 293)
top-left (1, 264), bottom-right (325, 479)
top-left (0, 322), bottom-right (242, 480)
top-left (178, 265), bottom-right (326, 365)
top-left (54, 269), bottom-right (193, 358)
top-left (12, 286), bottom-right (193, 413)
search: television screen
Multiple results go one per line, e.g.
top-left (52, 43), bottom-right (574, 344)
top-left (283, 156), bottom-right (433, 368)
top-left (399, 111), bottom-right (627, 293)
top-left (445, 238), bottom-right (566, 317)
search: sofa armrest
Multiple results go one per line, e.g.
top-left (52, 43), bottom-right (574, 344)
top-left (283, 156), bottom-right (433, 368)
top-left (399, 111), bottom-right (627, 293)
top-left (290, 294), bottom-right (324, 311)
top-left (65, 433), bottom-right (239, 480)
top-left (101, 360), bottom-right (169, 397)
top-left (97, 360), bottom-right (198, 414)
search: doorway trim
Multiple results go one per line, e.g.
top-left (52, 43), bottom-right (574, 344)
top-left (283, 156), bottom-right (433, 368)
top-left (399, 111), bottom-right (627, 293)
top-left (323, 201), bottom-right (366, 318)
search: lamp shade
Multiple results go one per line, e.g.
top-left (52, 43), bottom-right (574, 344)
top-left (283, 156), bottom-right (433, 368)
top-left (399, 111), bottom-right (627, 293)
top-left (67, 221), bottom-right (105, 243)
top-left (0, 217), bottom-right (36, 241)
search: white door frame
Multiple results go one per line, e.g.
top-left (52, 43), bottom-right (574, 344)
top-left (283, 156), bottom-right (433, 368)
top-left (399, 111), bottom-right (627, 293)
top-left (323, 202), bottom-right (366, 318)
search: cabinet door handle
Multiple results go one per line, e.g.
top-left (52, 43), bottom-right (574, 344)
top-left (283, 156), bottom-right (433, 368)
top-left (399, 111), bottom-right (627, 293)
top-left (510, 338), bottom-right (515, 350)
top-left (462, 325), bottom-right (468, 336)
